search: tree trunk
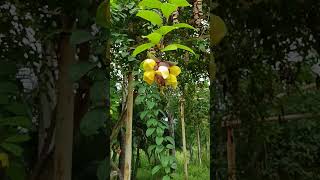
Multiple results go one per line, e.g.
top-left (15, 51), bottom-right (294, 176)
top-left (197, 127), bottom-right (202, 165)
top-left (123, 72), bottom-right (134, 180)
top-left (53, 15), bottom-right (75, 180)
top-left (207, 136), bottom-right (210, 161)
top-left (118, 129), bottom-right (125, 180)
top-left (180, 96), bottom-right (188, 180)
top-left (132, 147), bottom-right (140, 180)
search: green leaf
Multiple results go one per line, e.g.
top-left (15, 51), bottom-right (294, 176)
top-left (164, 170), bottom-right (170, 176)
top-left (69, 62), bottom-right (96, 81)
top-left (6, 162), bottom-right (26, 180)
top-left (156, 127), bottom-right (164, 136)
top-left (156, 145), bottom-right (164, 153)
top-left (162, 43), bottom-right (195, 54)
top-left (166, 144), bottom-right (174, 149)
top-left (90, 81), bottom-right (107, 103)
top-left (142, 32), bottom-right (162, 44)
top-left (161, 3), bottom-right (178, 20)
top-left (97, 159), bottom-right (107, 180)
top-left (140, 111), bottom-right (148, 120)
top-left (160, 156), bottom-right (169, 167)
top-left (156, 137), bottom-right (164, 145)
top-left (173, 23), bottom-right (197, 30)
top-left (0, 94), bottom-right (9, 105)
top-left (132, 43), bottom-right (155, 57)
top-left (0, 82), bottom-right (18, 94)
top-left (0, 143), bottom-right (23, 156)
top-left (138, 0), bottom-right (162, 9)
top-left (171, 162), bottom-right (177, 169)
top-left (135, 95), bottom-right (145, 105)
top-left (154, 26), bottom-right (178, 36)
top-left (70, 30), bottom-right (94, 45)
top-left (211, 15), bottom-right (227, 45)
top-left (136, 10), bottom-right (163, 26)
top-left (168, 0), bottom-right (191, 7)
top-left (80, 108), bottom-right (106, 136)
top-left (148, 145), bottom-right (156, 155)
top-left (147, 101), bottom-right (156, 109)
top-left (0, 116), bottom-right (31, 128)
top-left (5, 135), bottom-right (30, 143)
top-left (146, 128), bottom-right (155, 137)
top-left (0, 62), bottom-right (16, 77)
top-left (96, 1), bottom-right (109, 28)
top-left (152, 165), bottom-right (162, 175)
top-left (166, 136), bottom-right (175, 145)
top-left (4, 103), bottom-right (28, 116)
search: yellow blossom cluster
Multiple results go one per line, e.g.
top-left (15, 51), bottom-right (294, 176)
top-left (141, 59), bottom-right (181, 89)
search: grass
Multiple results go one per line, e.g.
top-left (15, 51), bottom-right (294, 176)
top-left (136, 150), bottom-right (209, 180)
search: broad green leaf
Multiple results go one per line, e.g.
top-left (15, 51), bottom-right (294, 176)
top-left (166, 144), bottom-right (174, 149)
top-left (138, 0), bottom-right (162, 9)
top-left (69, 62), bottom-right (96, 81)
top-left (4, 103), bottom-right (28, 116)
top-left (0, 82), bottom-right (18, 94)
top-left (166, 136), bottom-right (175, 145)
top-left (154, 26), bottom-right (178, 35)
top-left (90, 81), bottom-right (107, 103)
top-left (147, 118), bottom-right (157, 127)
top-left (6, 162), bottom-right (26, 180)
top-left (5, 135), bottom-right (30, 143)
top-left (0, 116), bottom-right (31, 128)
top-left (70, 30), bottom-right (94, 45)
top-left (156, 145), bottom-right (164, 153)
top-left (132, 43), bottom-right (155, 57)
top-left (161, 3), bottom-right (178, 20)
top-left (147, 101), bottom-right (155, 109)
top-left (173, 23), bottom-right (197, 30)
top-left (0, 62), bottom-right (16, 77)
top-left (148, 145), bottom-right (156, 154)
top-left (151, 165), bottom-right (161, 175)
top-left (135, 95), bottom-right (145, 105)
top-left (160, 156), bottom-right (169, 167)
top-left (80, 108), bottom-right (106, 136)
top-left (142, 32), bottom-right (162, 44)
top-left (156, 127), bottom-right (164, 136)
top-left (156, 136), bottom-right (164, 145)
top-left (97, 159), bottom-right (107, 180)
top-left (0, 143), bottom-right (23, 157)
top-left (211, 15), bottom-right (227, 45)
top-left (168, 0), bottom-right (191, 7)
top-left (136, 10), bottom-right (163, 26)
top-left (171, 162), bottom-right (177, 169)
top-left (146, 128), bottom-right (155, 137)
top-left (161, 43), bottom-right (195, 54)
top-left (0, 94), bottom-right (9, 105)
top-left (96, 1), bottom-right (109, 28)
top-left (164, 169), bottom-right (170, 175)
top-left (140, 111), bottom-right (148, 120)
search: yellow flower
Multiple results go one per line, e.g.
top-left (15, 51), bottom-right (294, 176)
top-left (156, 66), bottom-right (169, 79)
top-left (143, 71), bottom-right (156, 85)
top-left (169, 66), bottom-right (181, 76)
top-left (165, 74), bottom-right (178, 89)
top-left (0, 152), bottom-right (9, 168)
top-left (142, 59), bottom-right (156, 71)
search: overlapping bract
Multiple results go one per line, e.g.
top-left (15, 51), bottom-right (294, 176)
top-left (141, 59), bottom-right (181, 89)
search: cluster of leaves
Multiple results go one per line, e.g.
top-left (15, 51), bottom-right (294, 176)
top-left (135, 83), bottom-right (176, 180)
top-left (132, 0), bottom-right (196, 57)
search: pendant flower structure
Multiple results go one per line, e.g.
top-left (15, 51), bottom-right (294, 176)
top-left (141, 59), bottom-right (181, 89)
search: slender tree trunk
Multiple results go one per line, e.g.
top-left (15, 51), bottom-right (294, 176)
top-left (197, 127), bottom-right (202, 165)
top-left (189, 143), bottom-right (193, 162)
top-left (180, 96), bottom-right (188, 180)
top-left (53, 15), bottom-right (75, 180)
top-left (207, 136), bottom-right (210, 161)
top-left (123, 72), bottom-right (134, 180)
top-left (118, 129), bottom-right (125, 180)
top-left (167, 112), bottom-right (176, 156)
top-left (132, 147), bottom-right (140, 180)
